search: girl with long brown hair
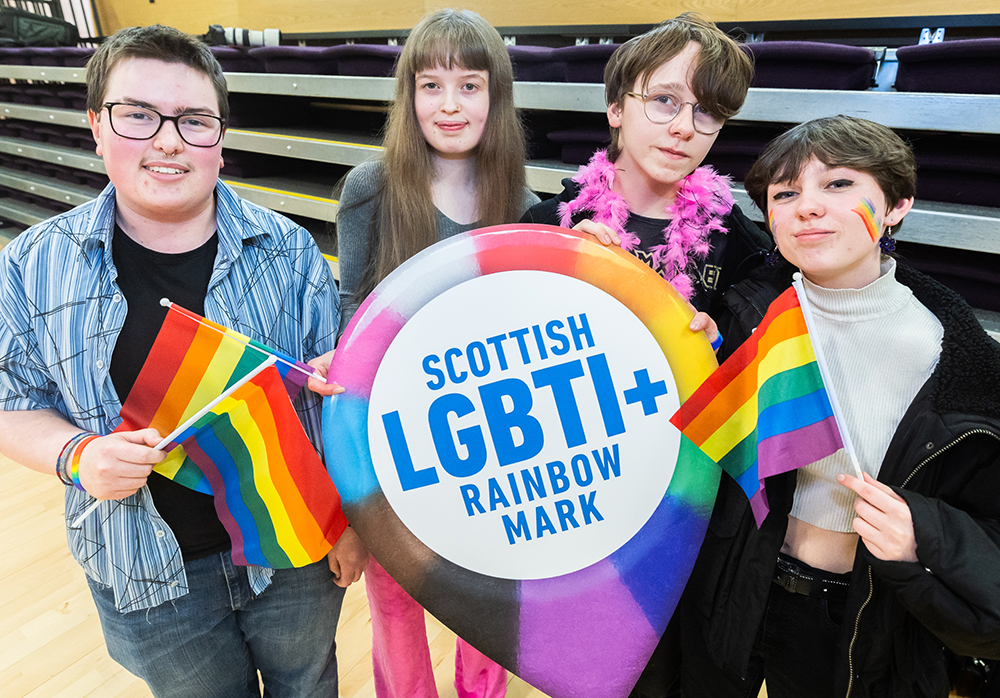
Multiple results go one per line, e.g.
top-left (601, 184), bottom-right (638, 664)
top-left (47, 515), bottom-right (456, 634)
top-left (335, 9), bottom-right (538, 698)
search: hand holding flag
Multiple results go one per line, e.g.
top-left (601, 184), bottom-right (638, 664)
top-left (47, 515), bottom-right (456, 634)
top-left (75, 302), bottom-right (348, 568)
top-left (837, 472), bottom-right (918, 562)
top-left (670, 274), bottom-right (861, 527)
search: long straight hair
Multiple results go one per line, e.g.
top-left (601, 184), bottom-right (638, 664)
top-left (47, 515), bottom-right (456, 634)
top-left (356, 9), bottom-right (527, 299)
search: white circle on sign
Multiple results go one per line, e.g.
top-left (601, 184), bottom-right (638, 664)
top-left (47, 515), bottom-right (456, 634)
top-left (368, 270), bottom-right (681, 580)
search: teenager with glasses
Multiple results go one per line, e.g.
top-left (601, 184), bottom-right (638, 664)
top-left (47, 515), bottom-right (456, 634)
top-left (522, 13), bottom-right (770, 322)
top-left (0, 24), bottom-right (364, 697)
top-left (521, 14), bottom-right (770, 697)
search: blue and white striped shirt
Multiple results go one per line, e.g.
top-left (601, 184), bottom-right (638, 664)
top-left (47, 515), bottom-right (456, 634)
top-left (0, 181), bottom-right (339, 613)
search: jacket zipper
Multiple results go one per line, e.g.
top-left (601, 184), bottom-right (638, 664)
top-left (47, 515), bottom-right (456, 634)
top-left (846, 567), bottom-right (874, 697)
top-left (843, 428), bottom-right (1000, 697)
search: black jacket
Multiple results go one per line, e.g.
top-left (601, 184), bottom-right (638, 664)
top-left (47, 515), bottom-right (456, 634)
top-left (683, 262), bottom-right (1000, 698)
top-left (521, 179), bottom-right (770, 317)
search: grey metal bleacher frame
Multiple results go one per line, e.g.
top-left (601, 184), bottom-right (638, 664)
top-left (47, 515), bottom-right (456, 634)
top-left (1, 65), bottom-right (998, 256)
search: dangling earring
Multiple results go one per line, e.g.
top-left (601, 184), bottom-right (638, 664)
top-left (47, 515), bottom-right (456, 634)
top-left (879, 233), bottom-right (896, 254)
top-left (765, 246), bottom-right (783, 267)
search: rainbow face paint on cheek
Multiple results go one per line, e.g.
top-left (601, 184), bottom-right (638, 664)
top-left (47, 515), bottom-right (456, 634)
top-left (853, 197), bottom-right (880, 242)
top-left (768, 209), bottom-right (776, 233)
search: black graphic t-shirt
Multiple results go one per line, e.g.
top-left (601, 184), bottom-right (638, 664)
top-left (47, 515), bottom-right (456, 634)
top-left (623, 212), bottom-right (728, 313)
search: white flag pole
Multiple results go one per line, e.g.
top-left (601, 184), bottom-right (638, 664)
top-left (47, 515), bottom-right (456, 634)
top-left (159, 299), bottom-right (325, 383)
top-left (71, 355), bottom-right (279, 528)
top-left (152, 355), bottom-right (278, 450)
top-left (791, 273), bottom-right (865, 480)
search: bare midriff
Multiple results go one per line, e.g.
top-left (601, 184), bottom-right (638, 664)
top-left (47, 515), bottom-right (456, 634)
top-left (781, 516), bottom-right (859, 573)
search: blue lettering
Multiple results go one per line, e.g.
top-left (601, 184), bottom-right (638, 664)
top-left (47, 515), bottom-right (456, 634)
top-left (579, 490), bottom-right (604, 524)
top-left (488, 477), bottom-right (511, 511)
top-left (592, 444), bottom-right (622, 480)
top-left (567, 313), bottom-right (595, 351)
top-left (383, 411), bottom-right (438, 491)
top-left (546, 320), bottom-right (570, 356)
top-left (428, 393), bottom-right (486, 478)
top-left (531, 324), bottom-right (549, 361)
top-left (587, 353), bottom-right (626, 437)
top-left (467, 341), bottom-right (490, 378)
top-left (479, 378), bottom-right (544, 467)
top-left (521, 466), bottom-right (547, 501)
top-left (485, 334), bottom-right (509, 371)
top-left (423, 354), bottom-right (445, 390)
top-left (503, 511), bottom-right (532, 544)
top-left (508, 327), bottom-right (531, 364)
top-left (546, 460), bottom-right (570, 494)
top-left (460, 484), bottom-right (485, 516)
top-left (536, 505), bottom-right (557, 538)
top-left (531, 359), bottom-right (586, 448)
top-left (555, 499), bottom-right (580, 531)
top-left (570, 453), bottom-right (594, 487)
top-left (443, 347), bottom-right (467, 385)
top-left (506, 472), bottom-right (523, 505)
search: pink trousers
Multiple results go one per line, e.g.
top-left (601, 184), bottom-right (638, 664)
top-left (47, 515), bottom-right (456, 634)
top-left (365, 559), bottom-right (507, 698)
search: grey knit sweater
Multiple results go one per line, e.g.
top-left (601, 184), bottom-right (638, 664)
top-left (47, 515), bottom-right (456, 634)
top-left (335, 159), bottom-right (540, 336)
top-left (790, 260), bottom-right (944, 531)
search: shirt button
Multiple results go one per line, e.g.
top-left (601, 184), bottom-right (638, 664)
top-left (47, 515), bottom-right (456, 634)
top-left (96, 360), bottom-right (104, 369)
top-left (112, 293), bottom-right (121, 302)
top-left (170, 580), bottom-right (179, 588)
top-left (155, 530), bottom-right (165, 538)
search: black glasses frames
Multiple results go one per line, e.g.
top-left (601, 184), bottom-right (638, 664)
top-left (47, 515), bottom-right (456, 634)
top-left (103, 102), bottom-right (227, 147)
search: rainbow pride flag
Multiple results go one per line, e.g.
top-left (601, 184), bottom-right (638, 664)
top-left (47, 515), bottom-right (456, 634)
top-left (670, 279), bottom-right (849, 526)
top-left (117, 302), bottom-right (314, 493)
top-left (176, 361), bottom-right (348, 567)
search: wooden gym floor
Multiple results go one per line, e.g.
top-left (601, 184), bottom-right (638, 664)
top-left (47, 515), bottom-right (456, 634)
top-left (1, 452), bottom-right (771, 698)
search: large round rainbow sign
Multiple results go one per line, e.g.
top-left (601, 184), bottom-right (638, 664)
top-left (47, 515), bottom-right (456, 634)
top-left (323, 224), bottom-right (720, 698)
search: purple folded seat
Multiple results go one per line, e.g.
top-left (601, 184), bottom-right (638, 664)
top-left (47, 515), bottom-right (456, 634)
top-left (26, 47), bottom-right (65, 66)
top-left (249, 46), bottom-right (339, 75)
top-left (702, 125), bottom-right (785, 181)
top-left (551, 44), bottom-right (620, 83)
top-left (895, 38), bottom-right (1000, 94)
top-left (34, 124), bottom-right (76, 147)
top-left (547, 127), bottom-right (612, 165)
top-left (27, 86), bottom-right (64, 108)
top-left (0, 48), bottom-right (33, 65)
top-left (508, 46), bottom-right (564, 82)
top-left (331, 44), bottom-right (401, 78)
top-left (908, 133), bottom-right (1000, 207)
top-left (211, 46), bottom-right (264, 73)
top-left (744, 41), bottom-right (876, 90)
top-left (43, 46), bottom-right (94, 67)
top-left (57, 87), bottom-right (88, 111)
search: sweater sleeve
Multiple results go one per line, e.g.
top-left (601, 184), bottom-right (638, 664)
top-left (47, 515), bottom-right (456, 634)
top-left (335, 160), bottom-right (384, 337)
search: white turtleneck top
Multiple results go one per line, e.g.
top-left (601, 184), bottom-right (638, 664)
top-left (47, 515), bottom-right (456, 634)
top-left (789, 260), bottom-right (944, 532)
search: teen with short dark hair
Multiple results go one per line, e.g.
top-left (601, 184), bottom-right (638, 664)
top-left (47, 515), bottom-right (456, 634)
top-left (680, 115), bottom-right (1000, 698)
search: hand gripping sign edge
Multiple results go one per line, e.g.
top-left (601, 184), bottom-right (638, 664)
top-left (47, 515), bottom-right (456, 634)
top-left (322, 224), bottom-right (721, 698)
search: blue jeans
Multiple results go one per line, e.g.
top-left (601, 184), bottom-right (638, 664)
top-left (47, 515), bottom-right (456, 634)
top-left (88, 551), bottom-right (345, 698)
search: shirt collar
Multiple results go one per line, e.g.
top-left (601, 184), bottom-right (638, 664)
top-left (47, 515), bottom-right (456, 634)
top-left (81, 179), bottom-right (271, 262)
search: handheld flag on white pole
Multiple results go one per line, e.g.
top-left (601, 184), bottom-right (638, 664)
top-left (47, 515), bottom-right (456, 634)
top-left (791, 273), bottom-right (865, 480)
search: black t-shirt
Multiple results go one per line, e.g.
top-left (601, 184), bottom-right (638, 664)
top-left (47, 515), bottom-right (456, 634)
top-left (520, 181), bottom-right (742, 314)
top-left (623, 212), bottom-right (729, 313)
top-left (110, 224), bottom-right (232, 561)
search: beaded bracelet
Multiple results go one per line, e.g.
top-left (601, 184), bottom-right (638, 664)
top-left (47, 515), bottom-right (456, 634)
top-left (56, 432), bottom-right (98, 491)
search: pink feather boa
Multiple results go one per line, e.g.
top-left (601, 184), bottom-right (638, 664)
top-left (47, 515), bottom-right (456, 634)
top-left (557, 150), bottom-right (734, 300)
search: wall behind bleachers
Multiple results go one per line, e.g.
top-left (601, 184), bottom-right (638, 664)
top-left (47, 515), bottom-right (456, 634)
top-left (91, 0), bottom-right (998, 36)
